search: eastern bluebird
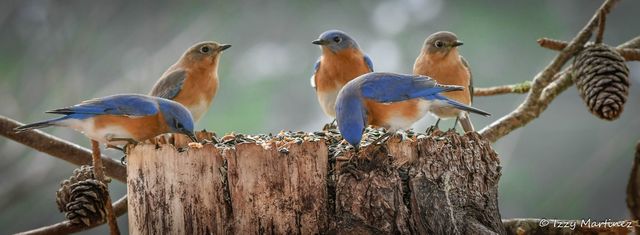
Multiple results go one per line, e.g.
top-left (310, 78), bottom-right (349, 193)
top-left (150, 41), bottom-right (231, 122)
top-left (311, 30), bottom-right (373, 118)
top-left (335, 72), bottom-right (490, 149)
top-left (413, 31), bottom-right (476, 132)
top-left (15, 94), bottom-right (197, 145)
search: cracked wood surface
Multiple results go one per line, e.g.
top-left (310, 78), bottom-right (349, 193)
top-left (126, 130), bottom-right (502, 234)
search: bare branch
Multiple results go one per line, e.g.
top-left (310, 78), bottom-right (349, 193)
top-left (528, 0), bottom-right (619, 98)
top-left (503, 218), bottom-right (636, 234)
top-left (0, 115), bottom-right (126, 182)
top-left (16, 195), bottom-right (127, 235)
top-left (537, 38), bottom-right (569, 51)
top-left (91, 140), bottom-right (120, 235)
top-left (473, 81), bottom-right (531, 96)
top-left (596, 8), bottom-right (608, 44)
top-left (479, 0), bottom-right (625, 142)
top-left (538, 37), bottom-right (640, 61)
top-left (619, 48), bottom-right (640, 61)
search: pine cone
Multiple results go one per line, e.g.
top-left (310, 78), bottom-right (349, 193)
top-left (573, 43), bottom-right (630, 120)
top-left (56, 165), bottom-right (95, 212)
top-left (56, 165), bottom-right (110, 226)
top-left (65, 179), bottom-right (109, 226)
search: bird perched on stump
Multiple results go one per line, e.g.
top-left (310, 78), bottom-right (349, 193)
top-left (15, 94), bottom-right (197, 145)
top-left (335, 72), bottom-right (490, 149)
top-left (413, 31), bottom-right (476, 132)
top-left (150, 41), bottom-right (231, 122)
top-left (310, 30), bottom-right (373, 119)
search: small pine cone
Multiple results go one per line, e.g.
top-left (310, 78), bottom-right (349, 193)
top-left (56, 165), bottom-right (95, 212)
top-left (65, 179), bottom-right (109, 226)
top-left (573, 43), bottom-right (630, 120)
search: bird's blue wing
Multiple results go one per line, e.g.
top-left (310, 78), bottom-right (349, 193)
top-left (149, 69), bottom-right (187, 100)
top-left (310, 59), bottom-right (320, 89)
top-left (364, 55), bottom-right (374, 72)
top-left (47, 94), bottom-right (159, 117)
top-left (360, 73), bottom-right (462, 103)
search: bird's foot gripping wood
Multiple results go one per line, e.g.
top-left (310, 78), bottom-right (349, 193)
top-left (322, 119), bottom-right (338, 131)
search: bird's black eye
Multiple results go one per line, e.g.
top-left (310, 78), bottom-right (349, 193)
top-left (434, 40), bottom-right (444, 48)
top-left (333, 36), bottom-right (342, 43)
top-left (200, 46), bottom-right (211, 53)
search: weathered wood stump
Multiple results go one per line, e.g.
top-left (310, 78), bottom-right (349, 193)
top-left (127, 129), bottom-right (504, 234)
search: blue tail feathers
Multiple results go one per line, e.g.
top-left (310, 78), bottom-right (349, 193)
top-left (14, 116), bottom-right (70, 132)
top-left (434, 94), bottom-right (491, 116)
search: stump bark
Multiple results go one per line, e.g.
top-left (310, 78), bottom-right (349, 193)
top-left (127, 130), bottom-right (504, 234)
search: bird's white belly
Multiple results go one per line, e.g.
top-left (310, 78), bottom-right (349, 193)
top-left (429, 100), bottom-right (460, 119)
top-left (60, 118), bottom-right (134, 145)
top-left (188, 99), bottom-right (210, 122)
top-left (317, 90), bottom-right (339, 118)
top-left (386, 100), bottom-right (432, 131)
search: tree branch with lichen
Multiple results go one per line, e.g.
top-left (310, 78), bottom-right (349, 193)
top-left (473, 81), bottom-right (531, 96)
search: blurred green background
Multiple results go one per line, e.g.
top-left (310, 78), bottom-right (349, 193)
top-left (1, 0), bottom-right (639, 233)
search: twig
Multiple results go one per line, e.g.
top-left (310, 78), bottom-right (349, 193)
top-left (596, 8), bottom-right (608, 44)
top-left (503, 218), bottom-right (636, 235)
top-left (628, 141), bottom-right (640, 228)
top-left (619, 48), bottom-right (640, 61)
top-left (537, 38), bottom-right (568, 51)
top-left (538, 37), bottom-right (640, 61)
top-left (91, 140), bottom-right (120, 235)
top-left (473, 81), bottom-right (531, 96)
top-left (0, 115), bottom-right (126, 182)
top-left (479, 0), bottom-right (623, 142)
top-left (16, 195), bottom-right (127, 235)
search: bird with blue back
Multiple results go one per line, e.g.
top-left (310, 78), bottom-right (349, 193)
top-left (15, 94), bottom-right (197, 146)
top-left (335, 72), bottom-right (491, 150)
top-left (150, 41), bottom-right (231, 123)
top-left (413, 31), bottom-right (477, 132)
top-left (310, 30), bottom-right (374, 120)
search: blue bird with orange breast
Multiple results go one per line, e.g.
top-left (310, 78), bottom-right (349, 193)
top-left (335, 72), bottom-right (490, 149)
top-left (15, 94), bottom-right (197, 145)
top-left (150, 41), bottom-right (231, 123)
top-left (311, 30), bottom-right (373, 118)
top-left (414, 31), bottom-right (476, 132)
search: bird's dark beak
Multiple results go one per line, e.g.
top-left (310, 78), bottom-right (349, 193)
top-left (218, 44), bottom-right (232, 51)
top-left (452, 40), bottom-right (464, 47)
top-left (187, 132), bottom-right (198, 142)
top-left (312, 39), bottom-right (328, 45)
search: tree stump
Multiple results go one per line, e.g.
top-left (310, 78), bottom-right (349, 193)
top-left (127, 129), bottom-right (504, 234)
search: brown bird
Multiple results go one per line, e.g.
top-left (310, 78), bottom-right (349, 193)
top-left (413, 31), bottom-right (476, 132)
top-left (150, 41), bottom-right (231, 122)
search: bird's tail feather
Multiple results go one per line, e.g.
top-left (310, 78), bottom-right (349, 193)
top-left (14, 116), bottom-right (69, 132)
top-left (435, 94), bottom-right (491, 117)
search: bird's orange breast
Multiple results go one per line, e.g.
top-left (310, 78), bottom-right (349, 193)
top-left (315, 48), bottom-right (371, 93)
top-left (92, 113), bottom-right (169, 141)
top-left (414, 52), bottom-right (471, 105)
top-left (365, 99), bottom-right (424, 130)
top-left (172, 68), bottom-right (218, 109)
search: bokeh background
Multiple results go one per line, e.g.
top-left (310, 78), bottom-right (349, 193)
top-left (1, 0), bottom-right (639, 233)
